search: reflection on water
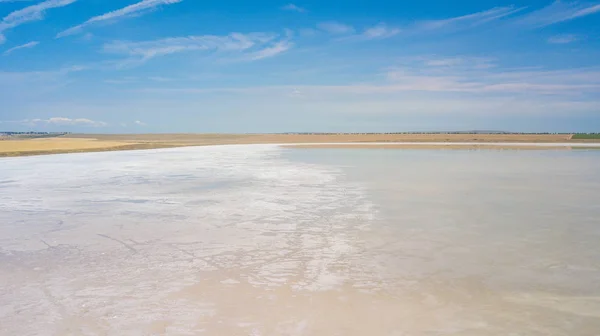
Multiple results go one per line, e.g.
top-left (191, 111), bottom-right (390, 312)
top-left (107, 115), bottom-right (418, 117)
top-left (1, 146), bottom-right (599, 335)
top-left (285, 148), bottom-right (600, 334)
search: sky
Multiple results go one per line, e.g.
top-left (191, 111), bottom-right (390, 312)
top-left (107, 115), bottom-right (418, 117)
top-left (0, 0), bottom-right (599, 133)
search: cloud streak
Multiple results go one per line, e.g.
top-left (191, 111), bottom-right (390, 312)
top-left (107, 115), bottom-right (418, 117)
top-left (418, 6), bottom-right (524, 31)
top-left (281, 3), bottom-right (306, 13)
top-left (336, 23), bottom-right (401, 41)
top-left (103, 32), bottom-right (290, 65)
top-left (383, 58), bottom-right (600, 95)
top-left (517, 1), bottom-right (600, 27)
top-left (547, 34), bottom-right (579, 44)
top-left (361, 24), bottom-right (401, 39)
top-left (0, 0), bottom-right (76, 43)
top-left (137, 57), bottom-right (600, 98)
top-left (326, 6), bottom-right (522, 42)
top-left (247, 40), bottom-right (292, 60)
top-left (3, 40), bottom-right (38, 55)
top-left (45, 117), bottom-right (107, 126)
top-left (57, 0), bottom-right (183, 38)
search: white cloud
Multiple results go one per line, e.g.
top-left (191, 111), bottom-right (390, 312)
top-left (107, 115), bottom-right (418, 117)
top-left (423, 57), bottom-right (496, 69)
top-left (383, 62), bottom-right (600, 95)
top-left (317, 21), bottom-right (355, 34)
top-left (517, 1), bottom-right (600, 27)
top-left (247, 40), bottom-right (292, 60)
top-left (425, 58), bottom-right (464, 67)
top-left (134, 120), bottom-right (146, 126)
top-left (148, 76), bottom-right (172, 82)
top-left (81, 32), bottom-right (93, 41)
top-left (57, 0), bottom-right (183, 38)
top-left (288, 88), bottom-right (303, 98)
top-left (327, 7), bottom-right (520, 41)
top-left (281, 3), bottom-right (306, 13)
top-left (547, 34), bottom-right (579, 44)
top-left (137, 59), bottom-right (600, 97)
top-left (361, 24), bottom-right (401, 39)
top-left (334, 23), bottom-right (401, 42)
top-left (0, 0), bottom-right (76, 43)
top-left (46, 117), bottom-right (107, 126)
top-left (103, 32), bottom-right (289, 65)
top-left (419, 6), bottom-right (524, 30)
top-left (3, 40), bottom-right (38, 55)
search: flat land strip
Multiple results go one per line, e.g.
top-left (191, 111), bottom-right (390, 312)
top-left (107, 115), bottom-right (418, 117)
top-left (572, 133), bottom-right (600, 139)
top-left (286, 144), bottom-right (580, 150)
top-left (1, 133), bottom-right (598, 157)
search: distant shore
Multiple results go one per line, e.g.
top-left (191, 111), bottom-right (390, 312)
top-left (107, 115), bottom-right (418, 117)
top-left (1, 133), bottom-right (600, 157)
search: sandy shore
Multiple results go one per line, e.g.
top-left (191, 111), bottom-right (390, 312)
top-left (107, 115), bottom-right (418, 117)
top-left (1, 133), bottom-right (599, 157)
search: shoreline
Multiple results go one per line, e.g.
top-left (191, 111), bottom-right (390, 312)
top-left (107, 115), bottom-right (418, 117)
top-left (1, 134), bottom-right (600, 157)
top-left (284, 142), bottom-right (600, 150)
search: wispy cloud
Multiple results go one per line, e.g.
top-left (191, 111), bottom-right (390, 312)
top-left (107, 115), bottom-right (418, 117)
top-left (360, 24), bottom-right (401, 39)
top-left (0, 0), bottom-right (76, 43)
top-left (57, 0), bottom-right (183, 38)
top-left (148, 76), bottom-right (172, 82)
top-left (134, 120), bottom-right (146, 126)
top-left (138, 57), bottom-right (600, 97)
top-left (418, 6), bottom-right (524, 31)
top-left (548, 34), bottom-right (579, 44)
top-left (281, 3), bottom-right (306, 13)
top-left (103, 32), bottom-right (290, 65)
top-left (383, 58), bottom-right (600, 95)
top-left (2, 117), bottom-right (107, 127)
top-left (104, 78), bottom-right (136, 84)
top-left (247, 40), bottom-right (292, 60)
top-left (317, 21), bottom-right (355, 35)
top-left (46, 117), bottom-right (107, 126)
top-left (423, 56), bottom-right (496, 69)
top-left (425, 58), bottom-right (464, 67)
top-left (3, 40), bottom-right (38, 55)
top-left (334, 23), bottom-right (401, 42)
top-left (0, 64), bottom-right (85, 83)
top-left (517, 1), bottom-right (600, 27)
top-left (318, 7), bottom-right (521, 41)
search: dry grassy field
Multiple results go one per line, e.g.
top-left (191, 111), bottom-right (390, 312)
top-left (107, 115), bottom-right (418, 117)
top-left (69, 133), bottom-right (577, 144)
top-left (0, 133), bottom-right (596, 157)
top-left (0, 138), bottom-right (174, 157)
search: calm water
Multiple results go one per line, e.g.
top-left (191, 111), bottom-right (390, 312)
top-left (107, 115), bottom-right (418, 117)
top-left (1, 146), bottom-right (600, 335)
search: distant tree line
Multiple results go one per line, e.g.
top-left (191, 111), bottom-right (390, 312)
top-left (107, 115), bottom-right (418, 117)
top-left (0, 132), bottom-right (71, 140)
top-left (0, 131), bottom-right (71, 135)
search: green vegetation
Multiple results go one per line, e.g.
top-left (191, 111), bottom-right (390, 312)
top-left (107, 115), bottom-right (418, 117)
top-left (573, 133), bottom-right (600, 139)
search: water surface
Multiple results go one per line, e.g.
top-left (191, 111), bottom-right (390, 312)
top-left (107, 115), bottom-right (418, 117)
top-left (1, 146), bottom-right (599, 335)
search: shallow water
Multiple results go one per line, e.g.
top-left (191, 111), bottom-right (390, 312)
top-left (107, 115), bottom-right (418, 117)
top-left (1, 146), bottom-right (599, 335)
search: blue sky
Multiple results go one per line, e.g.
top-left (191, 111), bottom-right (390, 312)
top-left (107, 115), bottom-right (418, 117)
top-left (1, 0), bottom-right (599, 133)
